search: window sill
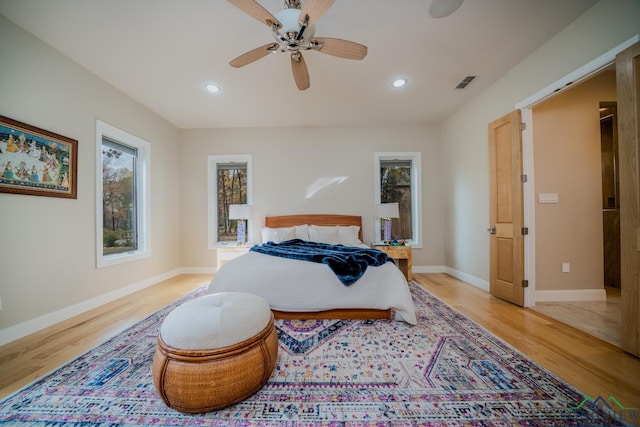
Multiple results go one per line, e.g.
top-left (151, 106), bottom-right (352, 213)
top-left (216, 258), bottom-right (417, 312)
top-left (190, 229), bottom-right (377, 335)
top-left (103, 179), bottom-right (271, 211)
top-left (97, 250), bottom-right (150, 268)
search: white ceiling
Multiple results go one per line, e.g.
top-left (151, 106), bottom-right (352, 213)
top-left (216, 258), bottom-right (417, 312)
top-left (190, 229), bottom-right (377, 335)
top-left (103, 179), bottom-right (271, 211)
top-left (0, 0), bottom-right (598, 129)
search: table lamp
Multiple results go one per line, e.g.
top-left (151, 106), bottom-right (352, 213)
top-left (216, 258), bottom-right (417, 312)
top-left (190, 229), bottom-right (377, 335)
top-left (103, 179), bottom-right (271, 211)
top-left (375, 202), bottom-right (399, 243)
top-left (229, 204), bottom-right (252, 245)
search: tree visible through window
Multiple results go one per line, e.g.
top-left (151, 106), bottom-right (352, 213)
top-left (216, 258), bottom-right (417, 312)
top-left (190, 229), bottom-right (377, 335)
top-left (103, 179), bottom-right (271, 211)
top-left (102, 138), bottom-right (137, 255)
top-left (380, 159), bottom-right (413, 240)
top-left (207, 155), bottom-right (252, 248)
top-left (96, 120), bottom-right (149, 267)
top-left (217, 163), bottom-right (247, 242)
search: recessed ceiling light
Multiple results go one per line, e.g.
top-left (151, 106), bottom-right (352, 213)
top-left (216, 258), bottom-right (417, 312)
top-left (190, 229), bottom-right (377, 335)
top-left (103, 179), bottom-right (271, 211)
top-left (392, 78), bottom-right (407, 88)
top-left (204, 83), bottom-right (221, 94)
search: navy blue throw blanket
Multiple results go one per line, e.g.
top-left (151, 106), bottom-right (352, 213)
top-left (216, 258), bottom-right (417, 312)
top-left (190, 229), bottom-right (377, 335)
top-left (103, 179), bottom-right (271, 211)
top-left (250, 239), bottom-right (393, 286)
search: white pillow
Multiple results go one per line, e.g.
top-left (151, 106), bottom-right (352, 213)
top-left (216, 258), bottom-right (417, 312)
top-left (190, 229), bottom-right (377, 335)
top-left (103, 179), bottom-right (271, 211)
top-left (338, 225), bottom-right (361, 246)
top-left (294, 224), bottom-right (309, 241)
top-left (261, 226), bottom-right (295, 243)
top-left (308, 225), bottom-right (340, 245)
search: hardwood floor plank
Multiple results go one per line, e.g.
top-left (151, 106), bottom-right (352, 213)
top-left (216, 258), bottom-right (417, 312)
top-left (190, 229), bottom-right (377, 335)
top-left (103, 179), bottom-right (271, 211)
top-left (0, 274), bottom-right (210, 398)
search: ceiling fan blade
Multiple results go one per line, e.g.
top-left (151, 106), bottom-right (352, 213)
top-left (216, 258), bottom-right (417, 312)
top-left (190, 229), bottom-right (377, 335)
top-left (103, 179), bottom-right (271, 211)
top-left (228, 0), bottom-right (281, 28)
top-left (230, 43), bottom-right (278, 68)
top-left (291, 52), bottom-right (310, 90)
top-left (312, 37), bottom-right (368, 60)
top-left (298, 0), bottom-right (335, 27)
top-left (429, 0), bottom-right (463, 18)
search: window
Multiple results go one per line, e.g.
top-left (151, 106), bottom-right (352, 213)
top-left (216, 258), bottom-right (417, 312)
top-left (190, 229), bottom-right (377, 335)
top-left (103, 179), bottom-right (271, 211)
top-left (96, 120), bottom-right (150, 267)
top-left (207, 155), bottom-right (253, 247)
top-left (374, 152), bottom-right (421, 247)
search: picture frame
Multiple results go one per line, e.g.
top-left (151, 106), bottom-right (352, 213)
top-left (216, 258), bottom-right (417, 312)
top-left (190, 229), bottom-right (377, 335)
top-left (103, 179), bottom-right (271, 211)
top-left (0, 116), bottom-right (78, 199)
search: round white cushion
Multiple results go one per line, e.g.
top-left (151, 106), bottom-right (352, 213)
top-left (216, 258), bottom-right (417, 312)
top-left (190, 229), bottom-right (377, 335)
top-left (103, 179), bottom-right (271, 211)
top-left (160, 292), bottom-right (272, 350)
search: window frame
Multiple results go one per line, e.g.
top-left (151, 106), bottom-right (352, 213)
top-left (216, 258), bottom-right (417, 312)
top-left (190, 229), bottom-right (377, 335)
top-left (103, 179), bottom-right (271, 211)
top-left (207, 154), bottom-right (253, 248)
top-left (95, 120), bottom-right (151, 268)
top-left (374, 152), bottom-right (422, 247)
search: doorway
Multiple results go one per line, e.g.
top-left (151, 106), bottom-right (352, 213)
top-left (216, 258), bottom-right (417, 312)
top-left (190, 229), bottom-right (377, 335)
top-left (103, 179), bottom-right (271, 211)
top-left (515, 36), bottom-right (640, 357)
top-left (526, 69), bottom-right (621, 346)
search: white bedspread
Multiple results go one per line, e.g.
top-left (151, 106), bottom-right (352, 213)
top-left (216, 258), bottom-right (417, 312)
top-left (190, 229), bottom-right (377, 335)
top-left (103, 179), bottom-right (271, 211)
top-left (207, 251), bottom-right (417, 325)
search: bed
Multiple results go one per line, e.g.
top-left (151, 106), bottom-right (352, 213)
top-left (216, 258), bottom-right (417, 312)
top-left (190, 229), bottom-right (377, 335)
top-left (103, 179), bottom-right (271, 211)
top-left (207, 214), bottom-right (417, 325)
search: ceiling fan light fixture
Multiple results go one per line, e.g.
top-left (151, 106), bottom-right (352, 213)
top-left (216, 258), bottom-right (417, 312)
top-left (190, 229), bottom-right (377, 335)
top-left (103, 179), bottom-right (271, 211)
top-left (392, 78), bottom-right (408, 88)
top-left (273, 8), bottom-right (315, 46)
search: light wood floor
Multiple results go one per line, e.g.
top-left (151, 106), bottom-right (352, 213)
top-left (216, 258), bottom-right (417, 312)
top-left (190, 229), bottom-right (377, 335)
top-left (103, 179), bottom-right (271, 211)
top-left (531, 287), bottom-right (621, 346)
top-left (0, 274), bottom-right (211, 399)
top-left (1, 273), bottom-right (639, 412)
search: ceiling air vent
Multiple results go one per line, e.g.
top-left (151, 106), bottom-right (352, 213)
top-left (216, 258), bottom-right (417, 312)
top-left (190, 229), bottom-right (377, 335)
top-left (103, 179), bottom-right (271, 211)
top-left (455, 75), bottom-right (476, 89)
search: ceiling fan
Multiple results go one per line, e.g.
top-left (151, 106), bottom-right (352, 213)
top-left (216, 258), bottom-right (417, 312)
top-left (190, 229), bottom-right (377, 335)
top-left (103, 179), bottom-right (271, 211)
top-left (228, 0), bottom-right (368, 90)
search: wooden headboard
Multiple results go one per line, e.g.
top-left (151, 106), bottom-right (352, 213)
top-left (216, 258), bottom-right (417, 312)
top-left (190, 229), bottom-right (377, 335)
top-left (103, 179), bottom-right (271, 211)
top-left (264, 214), bottom-right (363, 241)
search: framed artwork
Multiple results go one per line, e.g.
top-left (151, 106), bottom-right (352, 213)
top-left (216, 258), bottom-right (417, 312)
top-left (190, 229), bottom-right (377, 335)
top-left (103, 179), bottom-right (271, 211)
top-left (0, 116), bottom-right (78, 199)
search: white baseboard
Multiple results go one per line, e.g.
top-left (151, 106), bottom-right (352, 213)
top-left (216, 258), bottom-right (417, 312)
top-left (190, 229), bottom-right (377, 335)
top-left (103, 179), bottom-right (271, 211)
top-left (0, 268), bottom-right (183, 347)
top-left (414, 267), bottom-right (606, 303)
top-left (444, 267), bottom-right (490, 292)
top-left (535, 289), bottom-right (607, 302)
top-left (412, 265), bottom-right (489, 292)
top-left (413, 265), bottom-right (446, 274)
top-left (181, 266), bottom-right (216, 275)
top-left (0, 264), bottom-right (521, 347)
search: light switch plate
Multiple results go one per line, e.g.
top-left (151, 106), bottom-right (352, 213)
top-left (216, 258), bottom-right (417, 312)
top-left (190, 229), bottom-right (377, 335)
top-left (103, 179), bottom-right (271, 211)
top-left (538, 193), bottom-right (559, 204)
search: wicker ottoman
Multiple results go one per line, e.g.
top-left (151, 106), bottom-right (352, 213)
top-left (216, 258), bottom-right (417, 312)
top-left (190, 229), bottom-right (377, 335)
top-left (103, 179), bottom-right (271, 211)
top-left (152, 292), bottom-right (278, 413)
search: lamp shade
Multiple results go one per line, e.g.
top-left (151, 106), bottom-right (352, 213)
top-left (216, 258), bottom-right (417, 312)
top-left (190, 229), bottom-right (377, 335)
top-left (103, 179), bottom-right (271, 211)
top-left (228, 204), bottom-right (252, 220)
top-left (375, 202), bottom-right (399, 219)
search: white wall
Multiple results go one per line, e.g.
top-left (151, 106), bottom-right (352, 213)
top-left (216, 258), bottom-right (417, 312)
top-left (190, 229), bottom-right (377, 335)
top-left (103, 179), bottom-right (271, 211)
top-left (178, 125), bottom-right (445, 270)
top-left (533, 71), bottom-right (616, 291)
top-left (0, 16), bottom-right (182, 335)
top-left (441, 0), bottom-right (640, 284)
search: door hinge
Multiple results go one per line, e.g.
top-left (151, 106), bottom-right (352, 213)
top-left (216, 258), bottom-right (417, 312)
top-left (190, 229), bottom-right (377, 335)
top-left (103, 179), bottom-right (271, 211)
top-left (521, 227), bottom-right (529, 235)
top-left (521, 174), bottom-right (528, 183)
top-left (521, 279), bottom-right (529, 288)
top-left (520, 122), bottom-right (526, 131)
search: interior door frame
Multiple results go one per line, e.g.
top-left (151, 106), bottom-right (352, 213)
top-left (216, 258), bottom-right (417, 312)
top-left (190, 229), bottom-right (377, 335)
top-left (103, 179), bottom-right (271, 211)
top-left (514, 35), bottom-right (639, 307)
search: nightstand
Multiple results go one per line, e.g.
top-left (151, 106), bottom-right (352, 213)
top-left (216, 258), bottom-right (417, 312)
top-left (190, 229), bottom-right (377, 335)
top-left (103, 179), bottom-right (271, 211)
top-left (216, 245), bottom-right (251, 271)
top-left (372, 244), bottom-right (412, 281)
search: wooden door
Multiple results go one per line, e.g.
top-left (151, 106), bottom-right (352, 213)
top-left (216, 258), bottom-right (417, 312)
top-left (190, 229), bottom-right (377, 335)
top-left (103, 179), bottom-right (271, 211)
top-left (617, 41), bottom-right (640, 357)
top-left (488, 110), bottom-right (525, 306)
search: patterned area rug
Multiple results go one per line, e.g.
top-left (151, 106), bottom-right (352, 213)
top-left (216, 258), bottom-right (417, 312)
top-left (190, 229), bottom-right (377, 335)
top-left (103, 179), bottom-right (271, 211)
top-left (0, 283), bottom-right (629, 426)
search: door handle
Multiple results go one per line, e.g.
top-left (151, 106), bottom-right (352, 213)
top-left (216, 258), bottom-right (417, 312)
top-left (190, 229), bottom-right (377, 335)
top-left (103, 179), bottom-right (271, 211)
top-left (487, 227), bottom-right (496, 234)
